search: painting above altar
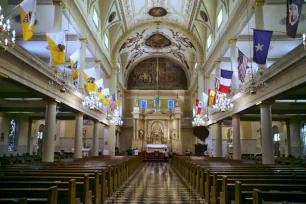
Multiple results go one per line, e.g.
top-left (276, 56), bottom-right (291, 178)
top-left (127, 57), bottom-right (187, 90)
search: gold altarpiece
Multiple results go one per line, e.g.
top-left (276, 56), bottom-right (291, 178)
top-left (131, 101), bottom-right (183, 154)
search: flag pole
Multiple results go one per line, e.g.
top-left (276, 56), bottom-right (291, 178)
top-left (6, 4), bottom-right (21, 18)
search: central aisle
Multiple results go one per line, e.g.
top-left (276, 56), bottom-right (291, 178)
top-left (106, 163), bottom-right (205, 204)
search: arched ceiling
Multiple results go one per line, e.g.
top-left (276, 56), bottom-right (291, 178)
top-left (99, 0), bottom-right (220, 70)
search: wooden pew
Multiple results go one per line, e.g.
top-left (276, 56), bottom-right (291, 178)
top-left (252, 189), bottom-right (306, 204)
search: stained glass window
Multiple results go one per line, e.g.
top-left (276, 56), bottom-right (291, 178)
top-left (140, 100), bottom-right (147, 109)
top-left (168, 100), bottom-right (174, 109)
top-left (8, 119), bottom-right (16, 152)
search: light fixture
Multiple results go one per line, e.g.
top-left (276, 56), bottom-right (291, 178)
top-left (213, 93), bottom-right (234, 112)
top-left (82, 91), bottom-right (103, 110)
top-left (0, 6), bottom-right (16, 50)
top-left (192, 114), bottom-right (208, 127)
top-left (109, 109), bottom-right (123, 126)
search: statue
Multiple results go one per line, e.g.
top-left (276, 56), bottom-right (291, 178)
top-left (227, 128), bottom-right (233, 143)
top-left (139, 130), bottom-right (144, 139)
top-left (175, 94), bottom-right (180, 107)
top-left (135, 97), bottom-right (139, 107)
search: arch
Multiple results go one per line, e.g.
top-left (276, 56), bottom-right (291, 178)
top-left (111, 20), bottom-right (205, 68)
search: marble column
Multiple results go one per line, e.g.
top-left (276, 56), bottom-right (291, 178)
top-left (92, 120), bottom-right (99, 156)
top-left (260, 103), bottom-right (274, 164)
top-left (50, 1), bottom-right (64, 66)
top-left (42, 99), bottom-right (57, 162)
top-left (216, 121), bottom-right (223, 157)
top-left (0, 113), bottom-right (4, 150)
top-left (108, 67), bottom-right (118, 156)
top-left (74, 112), bottom-right (84, 159)
top-left (290, 119), bottom-right (302, 158)
top-left (229, 39), bottom-right (239, 90)
top-left (198, 70), bottom-right (205, 102)
top-left (254, 0), bottom-right (267, 70)
top-left (232, 114), bottom-right (241, 160)
top-left (95, 60), bottom-right (101, 80)
top-left (79, 38), bottom-right (88, 93)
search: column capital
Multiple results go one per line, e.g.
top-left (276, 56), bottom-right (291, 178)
top-left (79, 38), bottom-right (88, 44)
top-left (44, 98), bottom-right (57, 105)
top-left (232, 114), bottom-right (240, 119)
top-left (0, 112), bottom-right (4, 117)
top-left (52, 1), bottom-right (64, 6)
top-left (254, 0), bottom-right (265, 6)
top-left (75, 112), bottom-right (84, 117)
top-left (228, 39), bottom-right (238, 44)
top-left (95, 60), bottom-right (102, 64)
top-left (260, 103), bottom-right (271, 108)
top-left (217, 121), bottom-right (223, 125)
top-left (215, 61), bottom-right (221, 64)
top-left (93, 119), bottom-right (99, 123)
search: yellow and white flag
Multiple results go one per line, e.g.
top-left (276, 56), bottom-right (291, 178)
top-left (20, 0), bottom-right (36, 41)
top-left (46, 32), bottom-right (66, 64)
top-left (70, 49), bottom-right (80, 81)
top-left (96, 78), bottom-right (104, 100)
top-left (102, 88), bottom-right (110, 105)
top-left (84, 68), bottom-right (98, 93)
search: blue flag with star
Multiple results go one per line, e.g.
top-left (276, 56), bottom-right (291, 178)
top-left (253, 29), bottom-right (273, 64)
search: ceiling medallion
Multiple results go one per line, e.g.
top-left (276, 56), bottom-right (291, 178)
top-left (145, 33), bottom-right (172, 49)
top-left (148, 7), bottom-right (168, 17)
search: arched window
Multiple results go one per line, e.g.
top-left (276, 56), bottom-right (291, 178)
top-left (8, 119), bottom-right (17, 152)
top-left (303, 122), bottom-right (306, 155)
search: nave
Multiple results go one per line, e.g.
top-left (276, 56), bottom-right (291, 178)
top-left (105, 163), bottom-right (205, 204)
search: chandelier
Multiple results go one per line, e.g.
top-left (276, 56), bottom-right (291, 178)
top-left (192, 114), bottom-right (208, 127)
top-left (303, 33), bottom-right (305, 50)
top-left (213, 93), bottom-right (234, 112)
top-left (82, 92), bottom-right (102, 110)
top-left (49, 69), bottom-right (76, 93)
top-left (0, 6), bottom-right (16, 50)
top-left (109, 109), bottom-right (123, 126)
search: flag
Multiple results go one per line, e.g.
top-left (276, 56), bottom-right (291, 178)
top-left (208, 90), bottom-right (216, 107)
top-left (20, 0), bottom-right (36, 41)
top-left (70, 49), bottom-right (80, 81)
top-left (84, 68), bottom-right (97, 93)
top-left (96, 78), bottom-right (104, 100)
top-left (237, 49), bottom-right (248, 83)
top-left (110, 94), bottom-right (117, 111)
top-left (287, 0), bottom-right (303, 38)
top-left (253, 29), bottom-right (273, 64)
top-left (116, 100), bottom-right (120, 107)
top-left (196, 99), bottom-right (202, 115)
top-left (202, 92), bottom-right (208, 109)
top-left (102, 88), bottom-right (110, 105)
top-left (219, 69), bottom-right (233, 94)
top-left (46, 32), bottom-right (66, 64)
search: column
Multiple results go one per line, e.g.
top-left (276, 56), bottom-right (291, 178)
top-left (92, 120), bottom-right (99, 156)
top-left (232, 114), bottom-right (241, 160)
top-left (289, 119), bottom-right (302, 158)
top-left (260, 103), bottom-right (274, 164)
top-left (216, 121), bottom-right (223, 157)
top-left (50, 1), bottom-right (64, 66)
top-left (254, 0), bottom-right (266, 70)
top-left (74, 112), bottom-right (84, 159)
top-left (108, 67), bottom-right (118, 156)
top-left (95, 60), bottom-right (101, 80)
top-left (198, 70), bottom-right (205, 103)
top-left (79, 38), bottom-right (88, 93)
top-left (0, 113), bottom-right (3, 149)
top-left (229, 39), bottom-right (239, 90)
top-left (42, 99), bottom-right (57, 162)
top-left (133, 119), bottom-right (136, 140)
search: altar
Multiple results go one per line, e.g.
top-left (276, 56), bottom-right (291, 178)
top-left (147, 144), bottom-right (168, 153)
top-left (131, 95), bottom-right (183, 154)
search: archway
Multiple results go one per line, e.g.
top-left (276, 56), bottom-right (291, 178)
top-left (37, 124), bottom-right (45, 155)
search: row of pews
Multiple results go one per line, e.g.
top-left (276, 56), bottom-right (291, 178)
top-left (172, 156), bottom-right (306, 204)
top-left (0, 154), bottom-right (41, 166)
top-left (0, 156), bottom-right (142, 203)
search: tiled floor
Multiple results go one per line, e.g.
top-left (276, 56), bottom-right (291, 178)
top-left (105, 162), bottom-right (206, 204)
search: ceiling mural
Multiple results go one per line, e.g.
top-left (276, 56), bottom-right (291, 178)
top-left (127, 57), bottom-right (188, 90)
top-left (119, 26), bottom-right (197, 71)
top-left (120, 0), bottom-right (197, 30)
